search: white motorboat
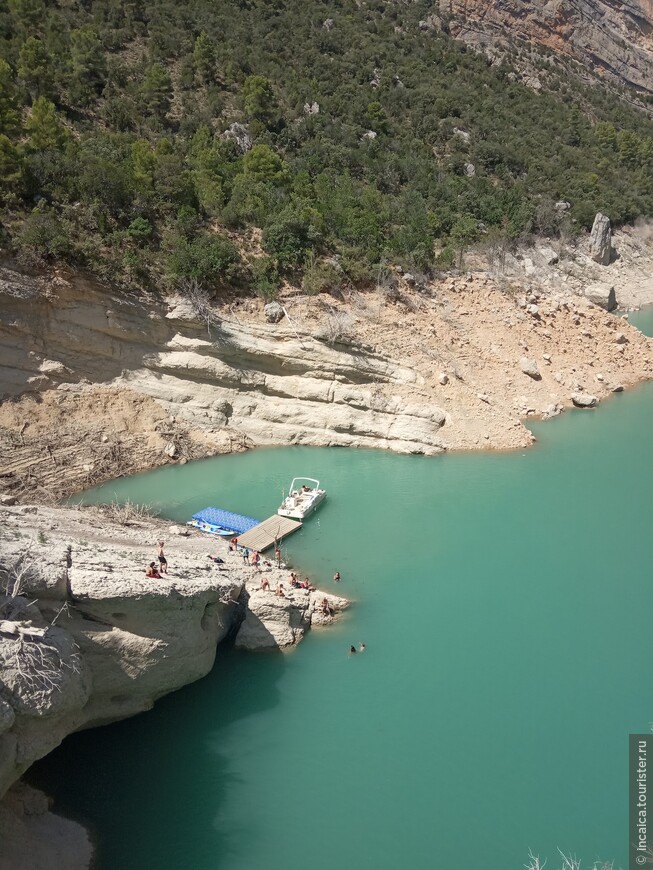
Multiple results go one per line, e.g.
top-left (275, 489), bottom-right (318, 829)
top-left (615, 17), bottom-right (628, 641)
top-left (278, 477), bottom-right (326, 520)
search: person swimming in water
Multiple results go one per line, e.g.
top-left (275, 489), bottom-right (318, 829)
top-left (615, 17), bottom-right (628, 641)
top-left (359, 642), bottom-right (366, 652)
top-left (349, 645), bottom-right (357, 655)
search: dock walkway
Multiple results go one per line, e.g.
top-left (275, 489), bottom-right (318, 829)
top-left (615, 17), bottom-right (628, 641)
top-left (236, 515), bottom-right (302, 552)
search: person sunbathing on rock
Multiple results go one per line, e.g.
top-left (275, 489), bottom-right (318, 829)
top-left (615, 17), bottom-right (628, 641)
top-left (261, 577), bottom-right (270, 591)
top-left (145, 562), bottom-right (161, 578)
top-left (275, 583), bottom-right (286, 597)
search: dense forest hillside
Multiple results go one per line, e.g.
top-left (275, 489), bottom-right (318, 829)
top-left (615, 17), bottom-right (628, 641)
top-left (1, 0), bottom-right (653, 297)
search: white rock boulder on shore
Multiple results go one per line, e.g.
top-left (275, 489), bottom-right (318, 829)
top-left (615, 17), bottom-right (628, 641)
top-left (583, 284), bottom-right (617, 311)
top-left (519, 357), bottom-right (541, 380)
top-left (571, 393), bottom-right (598, 408)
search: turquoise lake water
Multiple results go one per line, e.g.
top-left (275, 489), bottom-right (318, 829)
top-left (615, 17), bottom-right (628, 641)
top-left (30, 309), bottom-right (653, 869)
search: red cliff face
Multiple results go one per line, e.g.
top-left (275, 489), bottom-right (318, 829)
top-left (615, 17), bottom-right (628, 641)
top-left (438, 0), bottom-right (653, 92)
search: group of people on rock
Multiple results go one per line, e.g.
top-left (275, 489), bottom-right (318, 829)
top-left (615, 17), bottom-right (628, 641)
top-left (144, 534), bottom-right (365, 656)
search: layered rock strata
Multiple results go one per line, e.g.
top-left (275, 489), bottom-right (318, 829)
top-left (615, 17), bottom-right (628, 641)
top-left (437, 0), bottom-right (653, 92)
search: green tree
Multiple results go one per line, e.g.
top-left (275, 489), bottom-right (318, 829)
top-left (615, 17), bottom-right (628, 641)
top-left (366, 101), bottom-right (388, 134)
top-left (449, 214), bottom-right (478, 266)
top-left (24, 97), bottom-right (68, 151)
top-left (193, 32), bottom-right (216, 83)
top-left (16, 205), bottom-right (70, 263)
top-left (0, 60), bottom-right (21, 136)
top-left (141, 63), bottom-right (172, 121)
top-left (617, 130), bottom-right (641, 168)
top-left (17, 37), bottom-right (55, 100)
top-left (595, 121), bottom-right (617, 150)
top-left (126, 216), bottom-right (153, 244)
top-left (242, 74), bottom-right (277, 128)
top-left (8, 0), bottom-right (44, 35)
top-left (68, 27), bottom-right (107, 106)
top-left (0, 134), bottom-right (23, 194)
top-left (262, 211), bottom-right (319, 269)
top-left (131, 138), bottom-right (156, 195)
top-left (242, 144), bottom-right (286, 183)
top-left (167, 233), bottom-right (241, 288)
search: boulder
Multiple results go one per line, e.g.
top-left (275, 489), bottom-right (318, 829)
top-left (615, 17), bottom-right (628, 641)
top-left (520, 357), bottom-right (541, 380)
top-left (589, 212), bottom-right (612, 265)
top-left (263, 302), bottom-right (285, 324)
top-left (538, 246), bottom-right (559, 266)
top-left (571, 393), bottom-right (598, 408)
top-left (614, 332), bottom-right (628, 344)
top-left (220, 123), bottom-right (252, 154)
top-left (438, 372), bottom-right (449, 386)
top-left (583, 284), bottom-right (616, 311)
top-left (168, 524), bottom-right (190, 536)
top-left (463, 162), bottom-right (476, 177)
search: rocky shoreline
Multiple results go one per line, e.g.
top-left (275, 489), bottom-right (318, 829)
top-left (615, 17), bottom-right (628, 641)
top-left (1, 227), bottom-right (653, 506)
top-left (0, 503), bottom-right (347, 868)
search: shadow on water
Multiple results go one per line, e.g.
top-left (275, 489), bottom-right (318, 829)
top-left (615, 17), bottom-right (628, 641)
top-left (28, 640), bottom-right (286, 870)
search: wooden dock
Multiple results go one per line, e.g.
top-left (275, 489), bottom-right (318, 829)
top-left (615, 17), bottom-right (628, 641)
top-left (236, 515), bottom-right (302, 552)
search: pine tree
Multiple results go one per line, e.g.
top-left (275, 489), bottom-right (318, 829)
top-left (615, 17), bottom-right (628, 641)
top-left (17, 37), bottom-right (55, 101)
top-left (0, 60), bottom-right (21, 137)
top-left (24, 97), bottom-right (67, 151)
top-left (141, 63), bottom-right (172, 121)
top-left (193, 32), bottom-right (216, 84)
top-left (0, 134), bottom-right (22, 194)
top-left (68, 27), bottom-right (107, 107)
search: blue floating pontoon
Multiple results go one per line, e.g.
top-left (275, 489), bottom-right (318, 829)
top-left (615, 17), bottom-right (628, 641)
top-left (187, 507), bottom-right (260, 537)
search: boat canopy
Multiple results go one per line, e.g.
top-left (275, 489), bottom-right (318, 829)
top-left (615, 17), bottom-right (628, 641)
top-left (288, 477), bottom-right (320, 490)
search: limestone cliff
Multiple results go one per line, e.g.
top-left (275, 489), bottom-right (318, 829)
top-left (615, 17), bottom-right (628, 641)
top-left (0, 503), bottom-right (347, 802)
top-left (438, 0), bottom-right (653, 92)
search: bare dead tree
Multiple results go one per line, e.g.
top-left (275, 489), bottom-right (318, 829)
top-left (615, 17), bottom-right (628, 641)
top-left (315, 310), bottom-right (355, 345)
top-left (1, 622), bottom-right (82, 697)
top-left (558, 850), bottom-right (581, 870)
top-left (524, 850), bottom-right (547, 870)
top-left (179, 277), bottom-right (221, 339)
top-left (97, 499), bottom-right (158, 526)
top-left (0, 545), bottom-right (36, 601)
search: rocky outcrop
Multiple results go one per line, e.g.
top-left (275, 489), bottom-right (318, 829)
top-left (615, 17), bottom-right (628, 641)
top-left (235, 589), bottom-right (348, 650)
top-left (0, 503), bottom-right (346, 806)
top-left (0, 782), bottom-right (93, 870)
top-left (590, 213), bottom-right (613, 265)
top-left (0, 267), bottom-right (446, 458)
top-left (438, 0), bottom-right (653, 93)
top-left (0, 513), bottom-right (239, 799)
